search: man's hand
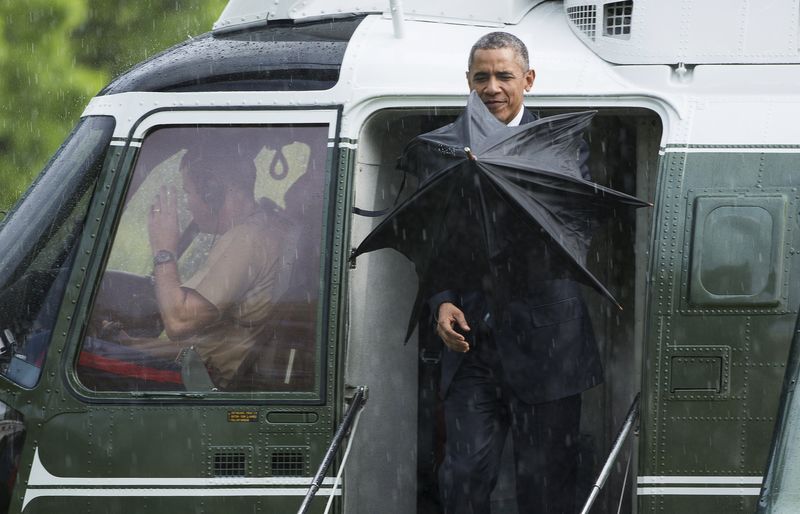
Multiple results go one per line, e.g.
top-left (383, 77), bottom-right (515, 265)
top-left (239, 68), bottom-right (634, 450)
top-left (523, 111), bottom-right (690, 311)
top-left (436, 302), bottom-right (471, 352)
top-left (148, 185), bottom-right (180, 255)
top-left (146, 185), bottom-right (219, 340)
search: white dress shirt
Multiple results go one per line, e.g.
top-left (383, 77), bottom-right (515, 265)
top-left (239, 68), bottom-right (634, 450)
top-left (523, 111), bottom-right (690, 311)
top-left (507, 105), bottom-right (525, 127)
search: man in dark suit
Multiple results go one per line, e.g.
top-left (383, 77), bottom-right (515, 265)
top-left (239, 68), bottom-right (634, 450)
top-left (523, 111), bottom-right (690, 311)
top-left (425, 32), bottom-right (603, 514)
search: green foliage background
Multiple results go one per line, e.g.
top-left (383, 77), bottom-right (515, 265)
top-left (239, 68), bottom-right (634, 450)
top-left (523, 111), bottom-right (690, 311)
top-left (0, 0), bottom-right (227, 211)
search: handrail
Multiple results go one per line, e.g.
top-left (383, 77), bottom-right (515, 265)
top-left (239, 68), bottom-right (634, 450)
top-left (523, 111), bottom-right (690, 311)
top-left (757, 311), bottom-right (800, 513)
top-left (297, 385), bottom-right (368, 514)
top-left (580, 393), bottom-right (640, 514)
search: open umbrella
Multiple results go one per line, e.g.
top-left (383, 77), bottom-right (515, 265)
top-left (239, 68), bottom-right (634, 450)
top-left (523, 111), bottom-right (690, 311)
top-left (352, 91), bottom-right (649, 339)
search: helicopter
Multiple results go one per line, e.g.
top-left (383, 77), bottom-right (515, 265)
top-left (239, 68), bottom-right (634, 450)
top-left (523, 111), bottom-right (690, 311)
top-left (0, 0), bottom-right (798, 512)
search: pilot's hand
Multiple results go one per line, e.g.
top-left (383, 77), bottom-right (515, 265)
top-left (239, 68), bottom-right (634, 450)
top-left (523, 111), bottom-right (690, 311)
top-left (148, 186), bottom-right (180, 255)
top-left (436, 302), bottom-right (470, 352)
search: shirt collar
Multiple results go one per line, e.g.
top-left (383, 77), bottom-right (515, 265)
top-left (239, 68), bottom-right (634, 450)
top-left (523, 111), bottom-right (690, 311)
top-left (506, 105), bottom-right (525, 127)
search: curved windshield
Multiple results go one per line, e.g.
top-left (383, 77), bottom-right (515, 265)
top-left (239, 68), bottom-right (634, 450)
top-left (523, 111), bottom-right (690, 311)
top-left (0, 116), bottom-right (115, 387)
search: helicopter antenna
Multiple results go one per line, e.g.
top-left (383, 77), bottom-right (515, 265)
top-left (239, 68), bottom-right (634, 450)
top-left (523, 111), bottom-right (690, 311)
top-left (389, 0), bottom-right (405, 38)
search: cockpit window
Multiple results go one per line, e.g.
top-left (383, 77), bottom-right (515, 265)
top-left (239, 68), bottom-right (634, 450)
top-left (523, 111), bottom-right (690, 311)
top-left (0, 116), bottom-right (115, 388)
top-left (76, 124), bottom-right (328, 394)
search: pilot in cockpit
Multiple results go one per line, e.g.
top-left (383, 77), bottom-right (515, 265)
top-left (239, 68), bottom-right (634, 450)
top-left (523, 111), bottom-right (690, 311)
top-left (126, 150), bottom-right (294, 389)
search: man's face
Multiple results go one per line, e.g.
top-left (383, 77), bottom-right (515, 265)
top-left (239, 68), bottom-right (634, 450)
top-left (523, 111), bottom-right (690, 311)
top-left (181, 166), bottom-right (216, 233)
top-left (466, 47), bottom-right (535, 124)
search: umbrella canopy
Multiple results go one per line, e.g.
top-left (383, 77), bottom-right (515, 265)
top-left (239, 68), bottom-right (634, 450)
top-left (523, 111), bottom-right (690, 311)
top-left (353, 91), bottom-right (650, 339)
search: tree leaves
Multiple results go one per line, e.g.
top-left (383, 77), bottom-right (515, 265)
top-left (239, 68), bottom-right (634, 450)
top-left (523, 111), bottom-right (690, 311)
top-left (0, 0), bottom-right (227, 210)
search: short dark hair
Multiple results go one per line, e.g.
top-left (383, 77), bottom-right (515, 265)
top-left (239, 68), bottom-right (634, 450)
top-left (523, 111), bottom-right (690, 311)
top-left (180, 150), bottom-right (257, 194)
top-left (467, 31), bottom-right (530, 71)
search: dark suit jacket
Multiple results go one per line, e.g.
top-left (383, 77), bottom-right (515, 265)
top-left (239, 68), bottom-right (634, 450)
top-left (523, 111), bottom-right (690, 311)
top-left (415, 109), bottom-right (603, 405)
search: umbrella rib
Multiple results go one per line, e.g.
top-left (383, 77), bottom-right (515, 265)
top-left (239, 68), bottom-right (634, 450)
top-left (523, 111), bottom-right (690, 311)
top-left (355, 157), bottom-right (466, 247)
top-left (481, 159), bottom-right (649, 206)
top-left (478, 111), bottom-right (596, 155)
top-left (480, 165), bottom-right (622, 308)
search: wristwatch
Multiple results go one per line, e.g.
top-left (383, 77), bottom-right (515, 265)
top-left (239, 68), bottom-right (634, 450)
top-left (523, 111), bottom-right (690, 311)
top-left (153, 249), bottom-right (176, 267)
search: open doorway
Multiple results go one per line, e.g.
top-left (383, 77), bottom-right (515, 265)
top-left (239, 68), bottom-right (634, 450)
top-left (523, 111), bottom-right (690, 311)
top-left (347, 105), bottom-right (661, 514)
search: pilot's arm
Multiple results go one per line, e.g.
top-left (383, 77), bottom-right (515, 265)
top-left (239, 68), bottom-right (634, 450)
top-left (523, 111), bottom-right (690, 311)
top-left (148, 186), bottom-right (219, 340)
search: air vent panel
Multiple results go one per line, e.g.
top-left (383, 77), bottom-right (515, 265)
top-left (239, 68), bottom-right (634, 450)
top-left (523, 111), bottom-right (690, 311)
top-left (209, 446), bottom-right (252, 477)
top-left (566, 5), bottom-right (597, 41)
top-left (604, 1), bottom-right (633, 39)
top-left (213, 451), bottom-right (247, 477)
top-left (270, 448), bottom-right (306, 476)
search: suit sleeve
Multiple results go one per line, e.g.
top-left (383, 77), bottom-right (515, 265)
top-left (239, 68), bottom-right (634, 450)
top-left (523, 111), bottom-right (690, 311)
top-left (428, 289), bottom-right (459, 319)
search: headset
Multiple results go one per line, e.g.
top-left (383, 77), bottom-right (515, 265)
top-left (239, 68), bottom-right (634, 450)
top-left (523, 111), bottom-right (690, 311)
top-left (184, 154), bottom-right (256, 213)
top-left (199, 172), bottom-right (226, 212)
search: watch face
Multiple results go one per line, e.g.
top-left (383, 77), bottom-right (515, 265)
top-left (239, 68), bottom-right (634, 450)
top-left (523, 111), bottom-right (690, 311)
top-left (154, 250), bottom-right (175, 265)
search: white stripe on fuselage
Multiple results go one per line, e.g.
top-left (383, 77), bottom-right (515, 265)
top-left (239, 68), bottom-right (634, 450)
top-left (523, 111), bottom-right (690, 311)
top-left (636, 475), bottom-right (762, 496)
top-left (23, 447), bottom-right (340, 509)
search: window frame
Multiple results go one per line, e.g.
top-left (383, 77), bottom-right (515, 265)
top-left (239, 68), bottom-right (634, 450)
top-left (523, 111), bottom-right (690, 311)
top-left (65, 107), bottom-right (342, 404)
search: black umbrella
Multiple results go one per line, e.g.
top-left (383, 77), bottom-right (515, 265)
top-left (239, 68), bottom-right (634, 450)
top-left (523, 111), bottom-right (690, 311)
top-left (352, 91), bottom-right (649, 339)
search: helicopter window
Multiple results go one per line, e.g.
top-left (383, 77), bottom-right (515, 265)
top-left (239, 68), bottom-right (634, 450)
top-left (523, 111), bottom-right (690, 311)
top-left (687, 195), bottom-right (786, 307)
top-left (76, 124), bottom-right (328, 394)
top-left (0, 116), bottom-right (115, 388)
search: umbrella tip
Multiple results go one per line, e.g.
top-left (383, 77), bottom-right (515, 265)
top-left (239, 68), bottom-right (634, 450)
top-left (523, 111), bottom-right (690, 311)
top-left (464, 147), bottom-right (477, 161)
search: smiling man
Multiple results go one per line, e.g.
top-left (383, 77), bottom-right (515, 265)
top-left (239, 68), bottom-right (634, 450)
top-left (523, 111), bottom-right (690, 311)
top-left (425, 32), bottom-right (601, 514)
top-left (466, 34), bottom-right (534, 125)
